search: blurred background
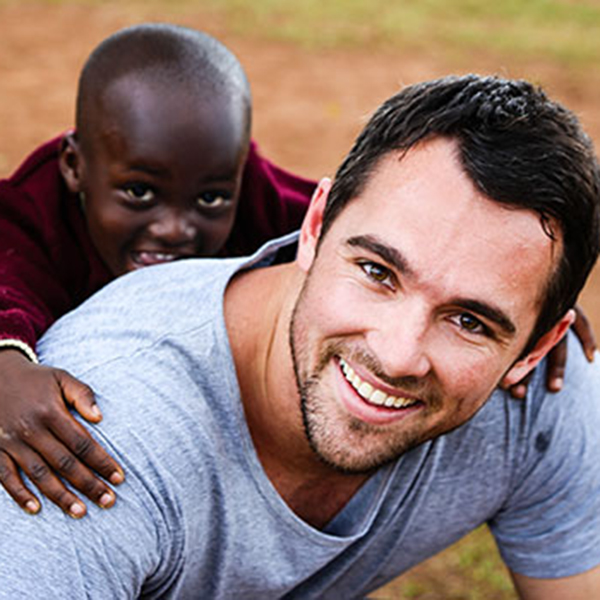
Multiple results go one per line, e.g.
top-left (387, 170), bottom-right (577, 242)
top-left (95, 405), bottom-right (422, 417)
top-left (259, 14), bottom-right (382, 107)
top-left (1, 1), bottom-right (599, 597)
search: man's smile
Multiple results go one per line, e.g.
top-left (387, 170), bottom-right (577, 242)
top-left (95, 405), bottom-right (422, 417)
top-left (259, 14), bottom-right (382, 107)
top-left (338, 357), bottom-right (422, 410)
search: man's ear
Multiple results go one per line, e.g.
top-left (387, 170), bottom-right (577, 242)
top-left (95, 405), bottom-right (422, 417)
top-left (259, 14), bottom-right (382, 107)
top-left (296, 177), bottom-right (332, 272)
top-left (501, 309), bottom-right (576, 388)
top-left (58, 132), bottom-right (84, 194)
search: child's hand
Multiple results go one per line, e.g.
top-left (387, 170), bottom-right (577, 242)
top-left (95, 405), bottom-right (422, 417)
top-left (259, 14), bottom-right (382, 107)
top-left (0, 350), bottom-right (124, 518)
top-left (508, 305), bottom-right (596, 399)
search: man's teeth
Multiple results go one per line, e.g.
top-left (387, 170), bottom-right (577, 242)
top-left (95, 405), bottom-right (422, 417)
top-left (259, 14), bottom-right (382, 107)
top-left (339, 357), bottom-right (418, 409)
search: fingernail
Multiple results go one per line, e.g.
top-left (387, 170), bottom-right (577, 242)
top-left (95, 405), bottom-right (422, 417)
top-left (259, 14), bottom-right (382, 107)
top-left (513, 385), bottom-right (526, 398)
top-left (69, 502), bottom-right (86, 519)
top-left (109, 470), bottom-right (124, 485)
top-left (551, 377), bottom-right (563, 391)
top-left (98, 492), bottom-right (114, 508)
top-left (90, 405), bottom-right (102, 420)
top-left (24, 500), bottom-right (40, 514)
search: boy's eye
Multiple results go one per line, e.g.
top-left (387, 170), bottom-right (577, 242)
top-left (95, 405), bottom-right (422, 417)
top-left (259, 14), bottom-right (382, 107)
top-left (197, 191), bottom-right (231, 209)
top-left (359, 261), bottom-right (395, 289)
top-left (124, 183), bottom-right (155, 203)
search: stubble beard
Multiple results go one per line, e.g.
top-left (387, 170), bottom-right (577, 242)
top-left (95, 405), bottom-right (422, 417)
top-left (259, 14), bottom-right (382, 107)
top-left (288, 281), bottom-right (444, 475)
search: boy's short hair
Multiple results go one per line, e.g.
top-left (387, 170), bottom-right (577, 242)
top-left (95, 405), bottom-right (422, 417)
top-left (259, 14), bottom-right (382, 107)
top-left (76, 23), bottom-right (251, 149)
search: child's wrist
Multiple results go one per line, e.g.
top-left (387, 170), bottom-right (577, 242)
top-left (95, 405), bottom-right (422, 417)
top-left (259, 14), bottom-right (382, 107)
top-left (0, 339), bottom-right (39, 363)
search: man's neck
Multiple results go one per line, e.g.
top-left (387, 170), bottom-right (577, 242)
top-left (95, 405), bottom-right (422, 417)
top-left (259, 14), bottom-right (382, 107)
top-left (224, 261), bottom-right (369, 529)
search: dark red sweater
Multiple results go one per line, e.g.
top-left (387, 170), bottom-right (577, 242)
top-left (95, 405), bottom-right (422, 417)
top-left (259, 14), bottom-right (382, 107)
top-left (0, 136), bottom-right (316, 351)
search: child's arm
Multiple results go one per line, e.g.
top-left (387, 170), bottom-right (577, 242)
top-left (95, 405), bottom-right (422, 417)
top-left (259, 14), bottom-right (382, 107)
top-left (0, 151), bottom-right (124, 516)
top-left (0, 349), bottom-right (124, 517)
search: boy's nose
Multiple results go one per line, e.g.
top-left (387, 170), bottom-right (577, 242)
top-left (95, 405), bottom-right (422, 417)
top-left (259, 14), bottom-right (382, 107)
top-left (149, 210), bottom-right (198, 245)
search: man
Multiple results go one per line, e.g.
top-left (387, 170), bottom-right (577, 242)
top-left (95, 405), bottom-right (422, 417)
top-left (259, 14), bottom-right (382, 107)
top-left (1, 74), bottom-right (599, 598)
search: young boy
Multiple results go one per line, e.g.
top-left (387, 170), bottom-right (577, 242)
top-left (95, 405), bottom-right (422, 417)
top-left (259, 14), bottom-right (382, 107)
top-left (0, 23), bottom-right (592, 520)
top-left (0, 23), bottom-right (315, 518)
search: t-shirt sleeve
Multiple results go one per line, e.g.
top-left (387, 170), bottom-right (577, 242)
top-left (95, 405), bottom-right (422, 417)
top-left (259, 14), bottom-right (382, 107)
top-left (489, 334), bottom-right (600, 578)
top-left (0, 416), bottom-right (183, 598)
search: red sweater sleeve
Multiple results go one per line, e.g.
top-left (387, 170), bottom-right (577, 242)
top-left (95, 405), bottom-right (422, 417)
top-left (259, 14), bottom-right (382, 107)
top-left (0, 137), bottom-right (111, 350)
top-left (224, 141), bottom-right (317, 256)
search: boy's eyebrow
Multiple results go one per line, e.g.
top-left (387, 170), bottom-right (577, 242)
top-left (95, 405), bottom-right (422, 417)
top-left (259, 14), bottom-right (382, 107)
top-left (127, 163), bottom-right (237, 183)
top-left (345, 234), bottom-right (516, 335)
top-left (127, 163), bottom-right (168, 176)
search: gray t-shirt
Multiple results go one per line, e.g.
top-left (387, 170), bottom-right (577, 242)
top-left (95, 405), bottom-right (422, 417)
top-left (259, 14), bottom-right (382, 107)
top-left (1, 234), bottom-right (599, 599)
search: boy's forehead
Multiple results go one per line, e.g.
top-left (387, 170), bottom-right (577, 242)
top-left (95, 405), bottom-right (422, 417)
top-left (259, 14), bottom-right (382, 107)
top-left (101, 73), bottom-right (240, 115)
top-left (86, 74), bottom-right (248, 150)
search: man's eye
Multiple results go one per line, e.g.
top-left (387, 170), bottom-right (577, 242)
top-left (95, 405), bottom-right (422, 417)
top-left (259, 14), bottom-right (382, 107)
top-left (453, 313), bottom-right (487, 335)
top-left (360, 261), bottom-right (394, 288)
top-left (197, 191), bottom-right (231, 209)
top-left (124, 183), bottom-right (154, 203)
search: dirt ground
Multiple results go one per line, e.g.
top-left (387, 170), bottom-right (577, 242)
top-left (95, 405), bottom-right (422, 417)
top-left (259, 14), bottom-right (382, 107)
top-left (1, 3), bottom-right (599, 597)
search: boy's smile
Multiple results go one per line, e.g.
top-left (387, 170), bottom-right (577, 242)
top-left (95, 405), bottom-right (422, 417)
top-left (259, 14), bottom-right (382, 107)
top-left (61, 75), bottom-right (249, 276)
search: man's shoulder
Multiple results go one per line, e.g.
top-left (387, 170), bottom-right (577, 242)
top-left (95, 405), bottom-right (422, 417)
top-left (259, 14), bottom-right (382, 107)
top-left (438, 332), bottom-right (600, 503)
top-left (485, 334), bottom-right (600, 578)
top-left (37, 233), bottom-right (297, 375)
top-left (477, 331), bottom-right (599, 429)
top-left (527, 331), bottom-right (600, 424)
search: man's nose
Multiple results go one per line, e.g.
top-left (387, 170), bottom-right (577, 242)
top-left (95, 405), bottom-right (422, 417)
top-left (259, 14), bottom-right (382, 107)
top-left (149, 208), bottom-right (197, 245)
top-left (367, 301), bottom-right (432, 380)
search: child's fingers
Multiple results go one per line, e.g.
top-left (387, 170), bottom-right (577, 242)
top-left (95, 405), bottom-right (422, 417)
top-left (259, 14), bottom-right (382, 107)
top-left (10, 442), bottom-right (88, 518)
top-left (572, 305), bottom-right (597, 362)
top-left (545, 337), bottom-right (567, 392)
top-left (57, 370), bottom-right (102, 423)
top-left (28, 430), bottom-right (120, 515)
top-left (48, 407), bottom-right (124, 491)
top-left (0, 450), bottom-right (41, 514)
top-left (506, 372), bottom-right (532, 399)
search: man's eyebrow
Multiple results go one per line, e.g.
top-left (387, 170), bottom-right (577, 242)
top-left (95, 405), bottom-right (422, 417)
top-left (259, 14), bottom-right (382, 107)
top-left (451, 298), bottom-right (517, 335)
top-left (346, 235), bottom-right (415, 277)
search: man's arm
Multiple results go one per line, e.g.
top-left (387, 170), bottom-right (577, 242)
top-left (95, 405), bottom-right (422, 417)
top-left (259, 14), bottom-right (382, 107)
top-left (511, 564), bottom-right (600, 599)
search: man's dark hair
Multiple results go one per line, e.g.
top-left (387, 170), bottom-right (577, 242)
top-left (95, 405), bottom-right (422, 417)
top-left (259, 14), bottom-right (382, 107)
top-left (76, 22), bottom-right (251, 151)
top-left (322, 74), bottom-right (600, 350)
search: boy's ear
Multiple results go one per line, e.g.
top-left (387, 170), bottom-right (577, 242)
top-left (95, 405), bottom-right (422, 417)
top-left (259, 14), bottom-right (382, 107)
top-left (58, 132), bottom-right (84, 194)
top-left (500, 309), bottom-right (576, 388)
top-left (297, 177), bottom-right (332, 272)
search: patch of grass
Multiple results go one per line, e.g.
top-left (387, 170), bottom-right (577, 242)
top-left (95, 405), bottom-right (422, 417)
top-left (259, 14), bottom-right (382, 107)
top-left (198, 0), bottom-right (600, 65)
top-left (6, 0), bottom-right (599, 65)
top-left (372, 526), bottom-right (517, 599)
